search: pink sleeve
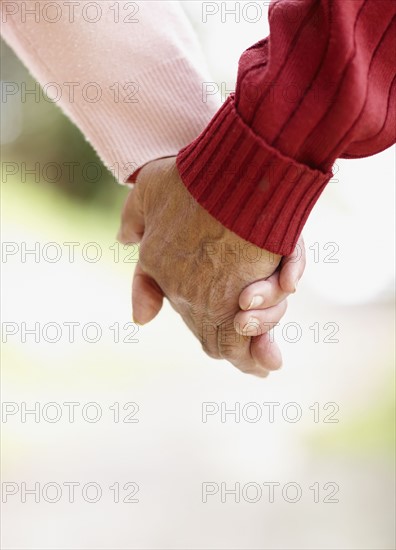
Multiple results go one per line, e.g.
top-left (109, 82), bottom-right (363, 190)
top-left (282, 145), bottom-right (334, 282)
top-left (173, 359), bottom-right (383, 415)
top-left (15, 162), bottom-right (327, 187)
top-left (1, 0), bottom-right (220, 182)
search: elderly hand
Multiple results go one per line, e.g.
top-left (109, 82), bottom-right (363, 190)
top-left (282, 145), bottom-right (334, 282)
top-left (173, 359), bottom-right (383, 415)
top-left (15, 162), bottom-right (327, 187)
top-left (118, 157), bottom-right (305, 377)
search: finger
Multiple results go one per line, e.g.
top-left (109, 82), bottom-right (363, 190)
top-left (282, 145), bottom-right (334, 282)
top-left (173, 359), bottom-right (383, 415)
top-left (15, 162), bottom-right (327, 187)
top-left (226, 331), bottom-right (282, 376)
top-left (117, 186), bottom-right (145, 245)
top-left (250, 332), bottom-right (283, 371)
top-left (239, 273), bottom-right (287, 311)
top-left (238, 237), bottom-right (306, 311)
top-left (234, 300), bottom-right (288, 336)
top-left (215, 316), bottom-right (279, 378)
top-left (211, 314), bottom-right (266, 377)
top-left (227, 349), bottom-right (271, 378)
top-left (278, 236), bottom-right (306, 293)
top-left (132, 262), bottom-right (164, 325)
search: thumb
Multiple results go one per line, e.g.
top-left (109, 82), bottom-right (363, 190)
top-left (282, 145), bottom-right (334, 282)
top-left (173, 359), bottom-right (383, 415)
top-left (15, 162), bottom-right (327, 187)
top-left (278, 237), bottom-right (306, 293)
top-left (132, 262), bottom-right (164, 325)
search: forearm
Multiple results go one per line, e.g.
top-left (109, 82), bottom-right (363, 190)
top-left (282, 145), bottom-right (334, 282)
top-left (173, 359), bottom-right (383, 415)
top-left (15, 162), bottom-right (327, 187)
top-left (177, 0), bottom-right (396, 255)
top-left (1, 0), bottom-right (220, 182)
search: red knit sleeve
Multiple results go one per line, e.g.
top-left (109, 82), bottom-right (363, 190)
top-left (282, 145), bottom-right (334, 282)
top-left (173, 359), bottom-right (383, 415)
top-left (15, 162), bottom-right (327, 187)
top-left (177, 0), bottom-right (396, 255)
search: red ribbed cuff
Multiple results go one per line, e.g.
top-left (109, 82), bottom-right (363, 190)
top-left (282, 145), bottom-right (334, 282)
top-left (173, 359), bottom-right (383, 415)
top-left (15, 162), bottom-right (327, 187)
top-left (177, 97), bottom-right (333, 256)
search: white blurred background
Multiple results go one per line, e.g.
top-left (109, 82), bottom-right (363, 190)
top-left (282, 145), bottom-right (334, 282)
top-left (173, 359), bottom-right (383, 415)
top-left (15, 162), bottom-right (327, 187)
top-left (1, 2), bottom-right (395, 549)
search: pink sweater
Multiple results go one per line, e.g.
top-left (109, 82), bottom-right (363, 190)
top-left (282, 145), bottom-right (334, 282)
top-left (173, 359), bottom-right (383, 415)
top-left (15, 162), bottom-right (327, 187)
top-left (1, 0), bottom-right (220, 182)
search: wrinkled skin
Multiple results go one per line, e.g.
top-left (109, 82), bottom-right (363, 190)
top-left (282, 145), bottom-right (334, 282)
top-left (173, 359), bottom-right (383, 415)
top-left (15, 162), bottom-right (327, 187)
top-left (118, 157), bottom-right (306, 377)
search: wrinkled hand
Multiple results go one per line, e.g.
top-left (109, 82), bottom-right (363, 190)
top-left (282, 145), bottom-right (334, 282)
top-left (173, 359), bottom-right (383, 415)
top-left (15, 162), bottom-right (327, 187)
top-left (118, 157), bottom-right (305, 377)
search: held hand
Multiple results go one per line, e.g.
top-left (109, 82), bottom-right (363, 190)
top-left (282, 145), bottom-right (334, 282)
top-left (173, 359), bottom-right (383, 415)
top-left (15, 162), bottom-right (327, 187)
top-left (235, 236), bottom-right (305, 336)
top-left (118, 157), bottom-right (304, 377)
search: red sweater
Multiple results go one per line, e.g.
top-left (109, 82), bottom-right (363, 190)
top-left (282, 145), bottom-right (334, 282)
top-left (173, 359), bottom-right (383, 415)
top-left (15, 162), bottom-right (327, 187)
top-left (177, 0), bottom-right (396, 255)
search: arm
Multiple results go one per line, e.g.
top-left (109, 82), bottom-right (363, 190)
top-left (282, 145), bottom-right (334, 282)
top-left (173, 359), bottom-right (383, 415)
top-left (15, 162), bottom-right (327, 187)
top-left (1, 0), bottom-right (306, 374)
top-left (177, 0), bottom-right (396, 255)
top-left (0, 0), bottom-right (220, 181)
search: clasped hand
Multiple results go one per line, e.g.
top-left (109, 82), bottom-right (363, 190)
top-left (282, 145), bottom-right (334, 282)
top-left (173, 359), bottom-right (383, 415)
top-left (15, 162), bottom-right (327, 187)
top-left (118, 157), bottom-right (305, 377)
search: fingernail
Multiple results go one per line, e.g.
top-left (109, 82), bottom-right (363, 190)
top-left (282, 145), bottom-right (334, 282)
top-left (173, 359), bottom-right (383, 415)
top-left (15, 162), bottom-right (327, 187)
top-left (132, 316), bottom-right (143, 326)
top-left (242, 317), bottom-right (260, 334)
top-left (248, 296), bottom-right (264, 310)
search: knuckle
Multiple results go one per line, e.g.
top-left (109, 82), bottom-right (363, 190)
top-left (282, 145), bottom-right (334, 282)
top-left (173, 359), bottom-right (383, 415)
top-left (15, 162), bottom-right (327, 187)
top-left (202, 344), bottom-right (221, 360)
top-left (201, 337), bottom-right (221, 360)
